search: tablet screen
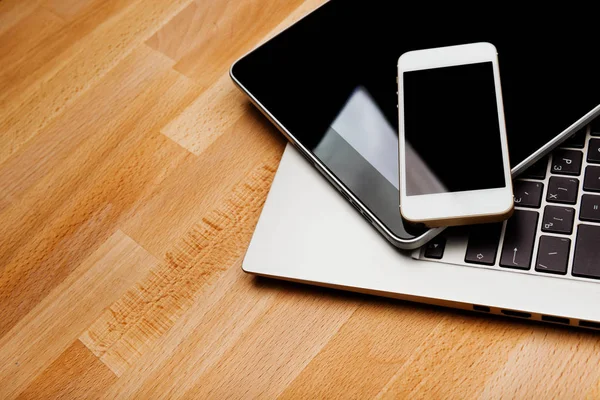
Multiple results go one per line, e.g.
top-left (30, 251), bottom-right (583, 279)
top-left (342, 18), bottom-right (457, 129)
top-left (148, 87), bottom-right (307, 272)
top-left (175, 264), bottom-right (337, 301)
top-left (232, 1), bottom-right (600, 239)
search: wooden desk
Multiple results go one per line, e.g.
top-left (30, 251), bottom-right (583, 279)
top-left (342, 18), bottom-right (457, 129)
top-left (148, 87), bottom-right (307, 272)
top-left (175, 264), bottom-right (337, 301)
top-left (1, 1), bottom-right (599, 398)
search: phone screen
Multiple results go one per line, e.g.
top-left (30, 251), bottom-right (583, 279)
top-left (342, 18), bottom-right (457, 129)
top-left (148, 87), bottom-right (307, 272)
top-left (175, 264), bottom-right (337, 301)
top-left (403, 61), bottom-right (506, 196)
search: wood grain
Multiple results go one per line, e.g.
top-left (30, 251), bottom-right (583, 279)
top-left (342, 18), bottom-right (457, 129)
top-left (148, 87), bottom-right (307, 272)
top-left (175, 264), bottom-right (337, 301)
top-left (0, 230), bottom-right (158, 398)
top-left (17, 340), bottom-right (117, 399)
top-left (0, 0), bottom-right (44, 36)
top-left (1, 0), bottom-right (600, 398)
top-left (80, 160), bottom-right (280, 376)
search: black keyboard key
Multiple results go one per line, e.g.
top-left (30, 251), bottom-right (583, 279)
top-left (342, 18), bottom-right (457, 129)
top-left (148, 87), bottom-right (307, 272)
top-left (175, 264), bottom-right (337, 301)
top-left (535, 236), bottom-right (571, 275)
top-left (541, 206), bottom-right (575, 235)
top-left (465, 223), bottom-right (503, 266)
top-left (572, 225), bottom-right (600, 279)
top-left (547, 177), bottom-right (579, 205)
top-left (588, 139), bottom-right (600, 164)
top-left (580, 194), bottom-right (600, 222)
top-left (513, 181), bottom-right (543, 208)
top-left (591, 119), bottom-right (600, 136)
top-left (563, 128), bottom-right (587, 148)
top-left (583, 166), bottom-right (600, 193)
top-left (521, 158), bottom-right (547, 180)
top-left (499, 210), bottom-right (539, 270)
top-left (424, 236), bottom-right (446, 259)
top-left (551, 149), bottom-right (583, 176)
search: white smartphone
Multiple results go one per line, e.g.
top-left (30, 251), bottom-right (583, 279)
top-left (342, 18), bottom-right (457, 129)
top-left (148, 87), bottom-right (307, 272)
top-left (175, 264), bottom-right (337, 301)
top-left (397, 42), bottom-right (514, 227)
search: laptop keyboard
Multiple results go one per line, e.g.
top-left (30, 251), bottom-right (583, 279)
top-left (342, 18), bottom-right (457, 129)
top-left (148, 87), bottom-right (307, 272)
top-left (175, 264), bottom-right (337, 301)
top-left (415, 120), bottom-right (600, 282)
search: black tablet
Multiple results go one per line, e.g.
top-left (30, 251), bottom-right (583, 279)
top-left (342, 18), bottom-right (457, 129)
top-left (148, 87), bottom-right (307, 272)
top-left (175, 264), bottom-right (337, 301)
top-left (231, 0), bottom-right (600, 248)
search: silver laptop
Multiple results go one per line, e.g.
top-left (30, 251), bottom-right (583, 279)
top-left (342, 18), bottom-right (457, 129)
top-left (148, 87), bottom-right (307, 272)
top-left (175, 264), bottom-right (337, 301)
top-left (243, 137), bottom-right (600, 329)
top-left (235, 1), bottom-right (600, 328)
